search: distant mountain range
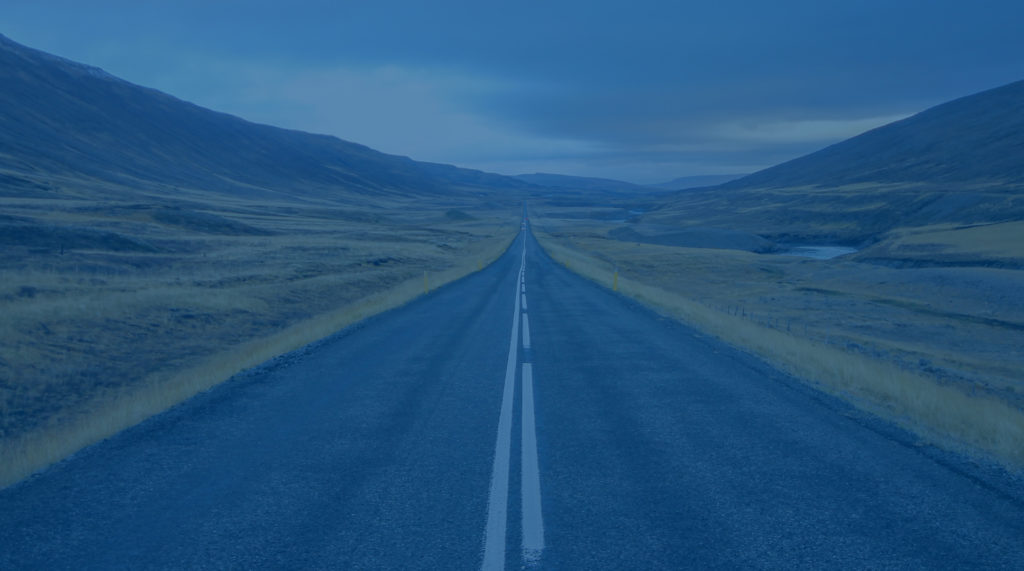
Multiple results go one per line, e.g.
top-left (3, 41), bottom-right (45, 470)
top-left (647, 174), bottom-right (747, 190)
top-left (5, 30), bottom-right (1022, 234)
top-left (650, 78), bottom-right (1024, 244)
top-left (0, 34), bottom-right (531, 202)
top-left (723, 79), bottom-right (1024, 190)
top-left (515, 173), bottom-right (747, 193)
top-left (514, 173), bottom-right (649, 193)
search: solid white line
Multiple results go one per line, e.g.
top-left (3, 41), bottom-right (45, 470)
top-left (520, 363), bottom-right (545, 562)
top-left (482, 257), bottom-right (524, 571)
top-left (521, 313), bottom-right (531, 349)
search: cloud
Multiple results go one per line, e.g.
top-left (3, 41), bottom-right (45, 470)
top-left (164, 58), bottom-right (918, 182)
top-left (9, 0), bottom-right (1024, 183)
top-left (709, 114), bottom-right (912, 145)
top-left (149, 57), bottom-right (602, 169)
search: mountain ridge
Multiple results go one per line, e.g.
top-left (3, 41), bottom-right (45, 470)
top-left (645, 78), bottom-right (1024, 245)
top-left (514, 172), bottom-right (649, 193)
top-left (722, 79), bottom-right (1024, 190)
top-left (647, 174), bottom-right (747, 191)
top-left (0, 34), bottom-right (531, 203)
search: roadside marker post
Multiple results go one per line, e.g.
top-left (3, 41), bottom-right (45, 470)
top-left (613, 269), bottom-right (619, 292)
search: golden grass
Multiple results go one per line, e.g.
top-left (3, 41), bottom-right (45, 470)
top-left (0, 194), bottom-right (519, 488)
top-left (880, 221), bottom-right (1024, 258)
top-left (533, 227), bottom-right (1024, 469)
top-left (0, 233), bottom-right (514, 489)
top-left (531, 217), bottom-right (1024, 391)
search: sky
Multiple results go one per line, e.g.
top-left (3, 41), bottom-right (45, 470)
top-left (5, 1), bottom-right (1024, 184)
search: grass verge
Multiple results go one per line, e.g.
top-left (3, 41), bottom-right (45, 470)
top-left (0, 219), bottom-right (516, 489)
top-left (533, 228), bottom-right (1024, 470)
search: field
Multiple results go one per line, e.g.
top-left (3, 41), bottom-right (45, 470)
top-left (855, 220), bottom-right (1024, 267)
top-left (529, 202), bottom-right (1024, 468)
top-left (0, 186), bottom-right (519, 487)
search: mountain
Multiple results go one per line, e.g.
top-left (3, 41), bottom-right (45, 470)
top-left (647, 174), bottom-right (747, 191)
top-left (723, 79), bottom-right (1024, 190)
top-left (0, 34), bottom-right (530, 202)
top-left (647, 79), bottom-right (1024, 245)
top-left (514, 173), bottom-right (649, 193)
top-left (518, 172), bottom-right (751, 193)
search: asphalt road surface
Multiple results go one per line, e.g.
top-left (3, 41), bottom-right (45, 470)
top-left (3, 228), bottom-right (1023, 569)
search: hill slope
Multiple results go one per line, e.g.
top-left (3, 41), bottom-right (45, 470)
top-left (647, 174), bottom-right (747, 191)
top-left (0, 35), bottom-right (528, 490)
top-left (514, 173), bottom-right (649, 193)
top-left (636, 79), bottom-right (1024, 247)
top-left (724, 79), bottom-right (1024, 189)
top-left (0, 34), bottom-right (529, 202)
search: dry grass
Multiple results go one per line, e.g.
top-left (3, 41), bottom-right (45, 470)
top-left (0, 193), bottom-right (519, 488)
top-left (532, 224), bottom-right (1024, 469)
top-left (856, 220), bottom-right (1024, 265)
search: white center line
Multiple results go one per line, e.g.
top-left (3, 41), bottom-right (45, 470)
top-left (483, 236), bottom-right (546, 570)
top-left (482, 248), bottom-right (525, 571)
top-left (521, 313), bottom-right (531, 350)
top-left (520, 362), bottom-right (544, 562)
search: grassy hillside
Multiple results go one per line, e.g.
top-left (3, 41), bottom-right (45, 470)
top-left (0, 35), bottom-right (526, 487)
top-left (0, 34), bottom-right (532, 201)
top-left (640, 80), bottom-right (1024, 249)
top-left (647, 182), bottom-right (1024, 247)
top-left (723, 79), bottom-right (1024, 189)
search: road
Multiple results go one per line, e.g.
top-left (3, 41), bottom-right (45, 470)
top-left (2, 228), bottom-right (1024, 569)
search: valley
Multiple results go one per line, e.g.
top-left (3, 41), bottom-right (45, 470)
top-left (0, 34), bottom-right (523, 486)
top-left (2, 31), bottom-right (1022, 492)
top-left (4, 7), bottom-right (1024, 568)
top-left (523, 81), bottom-right (1024, 466)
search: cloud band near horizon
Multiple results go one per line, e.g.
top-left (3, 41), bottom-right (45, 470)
top-left (5, 0), bottom-right (1024, 183)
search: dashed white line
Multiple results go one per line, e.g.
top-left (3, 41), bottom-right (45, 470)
top-left (521, 313), bottom-right (531, 350)
top-left (482, 236), bottom-right (545, 570)
top-left (482, 255), bottom-right (523, 571)
top-left (520, 362), bottom-right (544, 562)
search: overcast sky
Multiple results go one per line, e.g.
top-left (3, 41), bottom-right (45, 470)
top-left (6, 1), bottom-right (1024, 183)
